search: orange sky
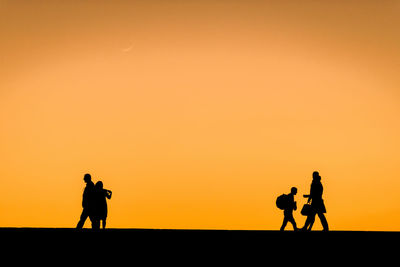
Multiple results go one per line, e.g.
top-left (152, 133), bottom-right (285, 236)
top-left (1, 1), bottom-right (400, 230)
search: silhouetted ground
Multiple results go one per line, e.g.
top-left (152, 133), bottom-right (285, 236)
top-left (1, 228), bottom-right (398, 264)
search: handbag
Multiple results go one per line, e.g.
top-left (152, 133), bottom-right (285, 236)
top-left (301, 203), bottom-right (312, 216)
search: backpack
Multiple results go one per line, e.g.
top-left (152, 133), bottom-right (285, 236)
top-left (276, 194), bottom-right (288, 210)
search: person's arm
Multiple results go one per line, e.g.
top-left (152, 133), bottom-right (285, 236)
top-left (307, 184), bottom-right (315, 203)
top-left (82, 188), bottom-right (87, 207)
top-left (303, 194), bottom-right (311, 203)
top-left (105, 190), bottom-right (112, 199)
top-left (303, 185), bottom-right (312, 203)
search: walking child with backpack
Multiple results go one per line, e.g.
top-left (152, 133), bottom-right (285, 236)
top-left (277, 187), bottom-right (298, 231)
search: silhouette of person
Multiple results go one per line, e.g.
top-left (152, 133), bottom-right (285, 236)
top-left (301, 171), bottom-right (329, 231)
top-left (280, 187), bottom-right (298, 231)
top-left (76, 173), bottom-right (95, 229)
top-left (92, 181), bottom-right (112, 229)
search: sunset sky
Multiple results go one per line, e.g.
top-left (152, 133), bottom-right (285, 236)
top-left (1, 1), bottom-right (400, 230)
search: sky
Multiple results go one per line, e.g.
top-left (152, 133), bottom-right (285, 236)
top-left (1, 0), bottom-right (400, 230)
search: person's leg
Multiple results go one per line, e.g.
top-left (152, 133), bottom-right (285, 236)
top-left (102, 219), bottom-right (106, 229)
top-left (318, 212), bottom-right (329, 231)
top-left (288, 216), bottom-right (297, 231)
top-left (280, 217), bottom-right (289, 231)
top-left (76, 209), bottom-right (88, 229)
top-left (301, 217), bottom-right (309, 231)
top-left (301, 214), bottom-right (311, 231)
top-left (302, 212), bottom-right (315, 231)
top-left (307, 213), bottom-right (316, 231)
top-left (90, 214), bottom-right (100, 229)
top-left (93, 219), bottom-right (100, 229)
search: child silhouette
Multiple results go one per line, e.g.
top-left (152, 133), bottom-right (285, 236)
top-left (280, 187), bottom-right (298, 231)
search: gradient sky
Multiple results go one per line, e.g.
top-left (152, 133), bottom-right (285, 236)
top-left (1, 0), bottom-right (400, 230)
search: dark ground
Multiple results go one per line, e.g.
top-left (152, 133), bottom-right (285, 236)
top-left (1, 228), bottom-right (398, 264)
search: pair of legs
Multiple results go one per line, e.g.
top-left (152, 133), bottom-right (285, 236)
top-left (280, 212), bottom-right (297, 231)
top-left (76, 208), bottom-right (94, 229)
top-left (302, 212), bottom-right (329, 231)
top-left (92, 218), bottom-right (107, 229)
top-left (77, 209), bottom-right (107, 229)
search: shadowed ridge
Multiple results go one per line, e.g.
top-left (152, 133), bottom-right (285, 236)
top-left (1, 228), bottom-right (398, 264)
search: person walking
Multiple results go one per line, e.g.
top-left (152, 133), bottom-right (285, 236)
top-left (280, 187), bottom-right (298, 231)
top-left (301, 171), bottom-right (329, 231)
top-left (76, 173), bottom-right (95, 229)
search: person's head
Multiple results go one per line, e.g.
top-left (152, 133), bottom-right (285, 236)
top-left (83, 173), bottom-right (91, 183)
top-left (291, 187), bottom-right (297, 195)
top-left (313, 171), bottom-right (321, 181)
top-left (95, 181), bottom-right (103, 190)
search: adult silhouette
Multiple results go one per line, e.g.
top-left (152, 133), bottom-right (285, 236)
top-left (76, 173), bottom-right (95, 229)
top-left (92, 181), bottom-right (112, 229)
top-left (301, 171), bottom-right (329, 231)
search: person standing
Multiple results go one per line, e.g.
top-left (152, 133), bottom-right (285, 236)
top-left (301, 171), bottom-right (329, 231)
top-left (76, 173), bottom-right (95, 229)
top-left (92, 181), bottom-right (112, 229)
